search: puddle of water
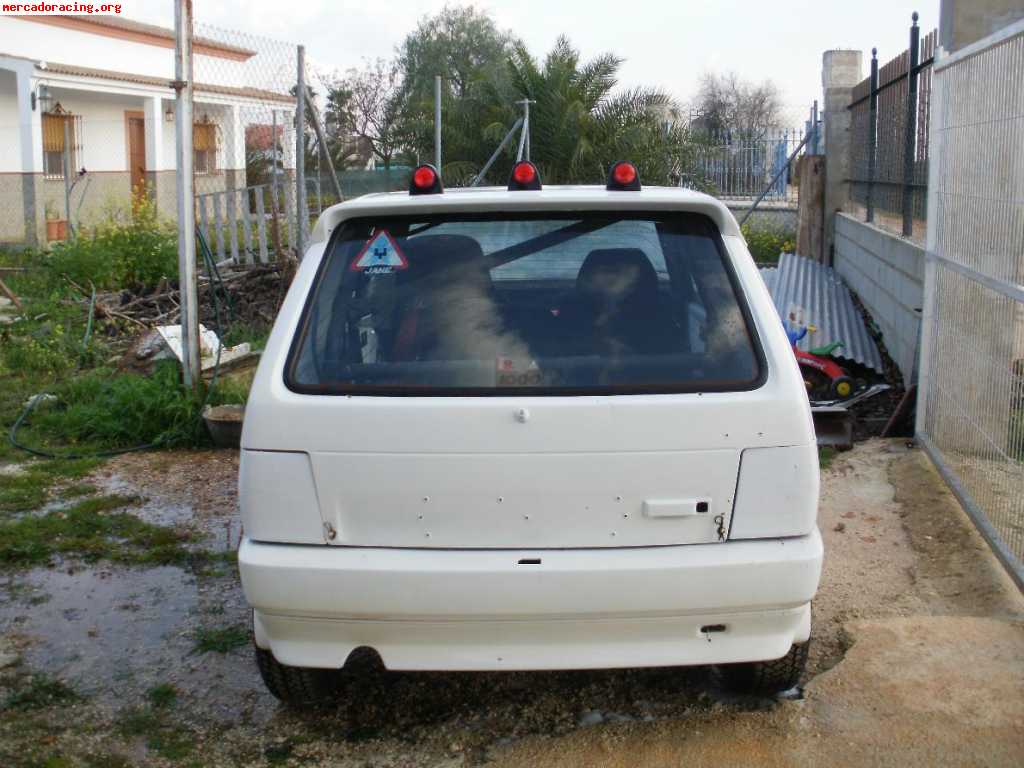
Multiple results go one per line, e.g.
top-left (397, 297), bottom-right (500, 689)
top-left (0, 565), bottom-right (271, 724)
top-left (93, 472), bottom-right (238, 551)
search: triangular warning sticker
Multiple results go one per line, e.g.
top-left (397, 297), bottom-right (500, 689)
top-left (351, 230), bottom-right (408, 272)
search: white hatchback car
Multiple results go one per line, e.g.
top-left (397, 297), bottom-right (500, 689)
top-left (239, 161), bottom-right (822, 706)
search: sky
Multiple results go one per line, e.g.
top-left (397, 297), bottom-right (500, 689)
top-left (127, 0), bottom-right (940, 123)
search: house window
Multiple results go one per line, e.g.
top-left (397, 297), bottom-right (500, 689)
top-left (42, 111), bottom-right (81, 179)
top-left (194, 122), bottom-right (217, 174)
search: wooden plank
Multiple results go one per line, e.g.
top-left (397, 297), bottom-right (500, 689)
top-left (227, 187), bottom-right (239, 264)
top-left (254, 188), bottom-right (269, 264)
top-left (240, 187), bottom-right (253, 264)
top-left (213, 191), bottom-right (226, 262)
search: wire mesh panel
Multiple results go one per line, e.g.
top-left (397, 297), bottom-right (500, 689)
top-left (190, 21), bottom-right (301, 263)
top-left (918, 21), bottom-right (1024, 588)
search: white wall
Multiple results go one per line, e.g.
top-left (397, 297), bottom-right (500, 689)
top-left (0, 16), bottom-right (250, 88)
top-left (0, 71), bottom-right (19, 173)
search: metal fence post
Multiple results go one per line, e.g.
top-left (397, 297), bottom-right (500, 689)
top-left (62, 118), bottom-right (72, 237)
top-left (902, 12), bottom-right (921, 236)
top-left (866, 48), bottom-right (879, 223)
top-left (434, 75), bottom-right (442, 170)
top-left (173, 0), bottom-right (200, 390)
top-left (295, 44), bottom-right (306, 259)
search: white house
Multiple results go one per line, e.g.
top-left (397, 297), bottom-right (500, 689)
top-left (0, 14), bottom-right (296, 247)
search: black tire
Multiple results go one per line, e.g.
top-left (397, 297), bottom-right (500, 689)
top-left (712, 642), bottom-right (809, 695)
top-left (254, 647), bottom-right (343, 708)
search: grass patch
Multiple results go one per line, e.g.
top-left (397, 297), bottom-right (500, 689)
top-left (0, 494), bottom-right (197, 568)
top-left (818, 447), bottom-right (837, 471)
top-left (56, 483), bottom-right (98, 500)
top-left (146, 683), bottom-right (177, 710)
top-left (116, 704), bottom-right (194, 761)
top-left (192, 624), bottom-right (248, 654)
top-left (220, 323), bottom-right (271, 351)
top-left (0, 459), bottom-right (101, 514)
top-left (3, 673), bottom-right (82, 711)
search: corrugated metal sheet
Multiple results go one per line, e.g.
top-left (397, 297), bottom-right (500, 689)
top-left (759, 253), bottom-right (884, 373)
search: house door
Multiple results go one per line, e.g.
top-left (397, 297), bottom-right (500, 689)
top-left (126, 111), bottom-right (146, 200)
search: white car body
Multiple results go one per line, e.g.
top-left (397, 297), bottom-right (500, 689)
top-left (238, 184), bottom-right (822, 674)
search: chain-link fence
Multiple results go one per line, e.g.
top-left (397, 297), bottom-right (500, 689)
top-left (917, 20), bottom-right (1024, 590)
top-left (685, 105), bottom-right (819, 248)
top-left (190, 21), bottom-right (302, 264)
top-left (846, 17), bottom-right (937, 242)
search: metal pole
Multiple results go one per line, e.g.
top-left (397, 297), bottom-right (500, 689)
top-left (306, 94), bottom-right (343, 202)
top-left (902, 12), bottom-right (921, 237)
top-left (866, 48), bottom-right (879, 223)
top-left (295, 44), bottom-right (307, 258)
top-left (515, 99), bottom-right (534, 162)
top-left (173, 0), bottom-right (200, 390)
top-left (62, 118), bottom-right (72, 237)
top-left (470, 117), bottom-right (523, 186)
top-left (738, 129), bottom-right (812, 227)
top-left (524, 100), bottom-right (530, 161)
top-left (434, 75), bottom-right (442, 170)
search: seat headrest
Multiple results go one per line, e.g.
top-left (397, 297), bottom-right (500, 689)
top-left (577, 248), bottom-right (658, 302)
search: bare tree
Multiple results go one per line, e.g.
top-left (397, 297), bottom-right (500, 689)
top-left (694, 72), bottom-right (783, 141)
top-left (332, 59), bottom-right (408, 170)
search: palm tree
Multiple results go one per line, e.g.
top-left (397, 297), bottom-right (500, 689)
top-left (493, 36), bottom-right (697, 186)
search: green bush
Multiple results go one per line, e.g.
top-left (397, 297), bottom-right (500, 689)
top-left (741, 224), bottom-right (796, 264)
top-left (46, 196), bottom-right (177, 290)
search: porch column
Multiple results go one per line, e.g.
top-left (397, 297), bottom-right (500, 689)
top-left (143, 95), bottom-right (172, 215)
top-left (15, 64), bottom-right (42, 246)
top-left (224, 104), bottom-right (246, 190)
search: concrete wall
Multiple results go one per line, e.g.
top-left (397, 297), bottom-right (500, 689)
top-left (822, 50), bottom-right (863, 263)
top-left (940, 0), bottom-right (1024, 52)
top-left (833, 212), bottom-right (924, 382)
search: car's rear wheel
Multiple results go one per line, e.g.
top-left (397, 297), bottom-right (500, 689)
top-left (255, 647), bottom-right (343, 707)
top-left (712, 641), bottom-right (809, 695)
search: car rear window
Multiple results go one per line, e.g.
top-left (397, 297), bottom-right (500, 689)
top-left (286, 212), bottom-right (764, 395)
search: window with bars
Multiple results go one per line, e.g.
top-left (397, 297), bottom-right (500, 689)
top-left (42, 110), bottom-right (81, 179)
top-left (194, 122), bottom-right (217, 174)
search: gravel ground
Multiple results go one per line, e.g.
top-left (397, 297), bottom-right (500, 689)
top-left (1, 439), bottom-right (1022, 767)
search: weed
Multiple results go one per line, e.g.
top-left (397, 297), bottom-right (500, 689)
top-left (46, 196), bottom-right (177, 291)
top-left (3, 674), bottom-right (82, 711)
top-left (193, 624), bottom-right (248, 654)
top-left (819, 447), bottom-right (837, 471)
top-left (220, 323), bottom-right (271, 351)
top-left (146, 683), bottom-right (177, 709)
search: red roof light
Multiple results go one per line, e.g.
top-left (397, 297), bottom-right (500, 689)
top-left (413, 166), bottom-right (437, 189)
top-left (512, 162), bottom-right (537, 184)
top-left (612, 162), bottom-right (637, 186)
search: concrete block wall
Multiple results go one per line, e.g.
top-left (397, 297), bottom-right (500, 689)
top-left (833, 212), bottom-right (924, 382)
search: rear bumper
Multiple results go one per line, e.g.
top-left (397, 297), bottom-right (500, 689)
top-left (239, 529), bottom-right (823, 671)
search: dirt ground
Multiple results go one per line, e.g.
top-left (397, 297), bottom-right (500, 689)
top-left (1, 439), bottom-right (1022, 767)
